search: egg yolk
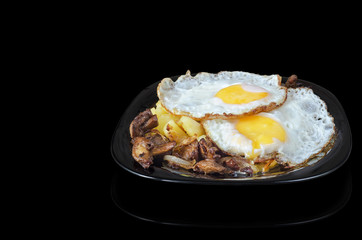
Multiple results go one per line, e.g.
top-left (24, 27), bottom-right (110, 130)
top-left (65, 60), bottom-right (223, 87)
top-left (215, 84), bottom-right (268, 104)
top-left (236, 115), bottom-right (286, 159)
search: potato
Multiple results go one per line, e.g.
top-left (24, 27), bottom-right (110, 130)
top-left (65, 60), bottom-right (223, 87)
top-left (163, 120), bottom-right (188, 143)
top-left (178, 116), bottom-right (205, 137)
top-left (155, 101), bottom-right (168, 116)
top-left (152, 101), bottom-right (180, 135)
top-left (155, 112), bottom-right (180, 135)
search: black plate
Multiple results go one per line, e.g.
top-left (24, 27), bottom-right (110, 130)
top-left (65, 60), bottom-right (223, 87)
top-left (111, 76), bottom-right (352, 185)
top-left (111, 162), bottom-right (352, 227)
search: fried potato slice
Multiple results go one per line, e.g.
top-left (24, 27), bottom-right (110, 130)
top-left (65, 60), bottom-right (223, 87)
top-left (163, 120), bottom-right (188, 143)
top-left (178, 116), bottom-right (205, 138)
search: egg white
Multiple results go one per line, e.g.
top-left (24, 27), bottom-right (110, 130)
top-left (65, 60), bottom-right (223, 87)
top-left (202, 87), bottom-right (335, 166)
top-left (157, 71), bottom-right (287, 120)
top-left (202, 113), bottom-right (286, 159)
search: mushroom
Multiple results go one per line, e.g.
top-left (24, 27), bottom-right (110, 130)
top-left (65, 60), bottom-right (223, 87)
top-left (129, 109), bottom-right (158, 139)
top-left (132, 136), bottom-right (176, 169)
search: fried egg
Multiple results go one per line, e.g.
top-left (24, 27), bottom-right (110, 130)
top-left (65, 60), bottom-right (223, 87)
top-left (202, 87), bottom-right (335, 166)
top-left (157, 71), bottom-right (287, 120)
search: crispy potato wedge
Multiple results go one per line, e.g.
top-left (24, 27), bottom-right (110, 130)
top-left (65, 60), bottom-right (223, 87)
top-left (152, 101), bottom-right (180, 135)
top-left (178, 116), bottom-right (205, 138)
top-left (163, 120), bottom-right (188, 143)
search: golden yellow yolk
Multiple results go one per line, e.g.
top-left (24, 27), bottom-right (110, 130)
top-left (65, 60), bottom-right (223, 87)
top-left (236, 115), bottom-right (286, 159)
top-left (215, 84), bottom-right (268, 104)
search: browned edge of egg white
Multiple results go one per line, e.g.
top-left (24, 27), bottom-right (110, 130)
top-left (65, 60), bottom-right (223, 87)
top-left (281, 86), bottom-right (337, 168)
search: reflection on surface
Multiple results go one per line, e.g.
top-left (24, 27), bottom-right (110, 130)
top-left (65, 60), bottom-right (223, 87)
top-left (111, 162), bottom-right (352, 228)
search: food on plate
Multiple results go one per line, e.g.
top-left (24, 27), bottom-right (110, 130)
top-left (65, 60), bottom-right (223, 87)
top-left (129, 71), bottom-right (336, 178)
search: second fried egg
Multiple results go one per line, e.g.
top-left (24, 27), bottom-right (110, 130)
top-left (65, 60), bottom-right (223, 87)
top-left (202, 87), bottom-right (335, 166)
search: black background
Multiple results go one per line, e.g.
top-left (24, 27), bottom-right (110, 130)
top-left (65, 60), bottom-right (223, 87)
top-left (68, 21), bottom-right (359, 238)
top-left (11, 6), bottom-right (360, 238)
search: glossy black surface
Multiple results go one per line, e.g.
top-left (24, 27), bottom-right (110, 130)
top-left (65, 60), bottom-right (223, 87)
top-left (111, 76), bottom-right (352, 185)
top-left (111, 161), bottom-right (352, 228)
